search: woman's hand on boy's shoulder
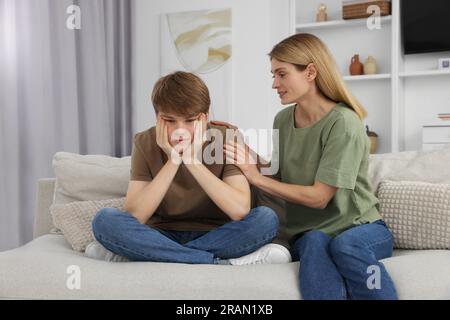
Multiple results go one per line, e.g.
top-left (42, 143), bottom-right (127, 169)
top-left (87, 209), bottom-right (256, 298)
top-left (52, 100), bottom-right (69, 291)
top-left (210, 120), bottom-right (238, 130)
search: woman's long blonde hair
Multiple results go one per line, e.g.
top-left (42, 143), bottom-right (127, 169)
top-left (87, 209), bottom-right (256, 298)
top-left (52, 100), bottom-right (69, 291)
top-left (269, 33), bottom-right (367, 119)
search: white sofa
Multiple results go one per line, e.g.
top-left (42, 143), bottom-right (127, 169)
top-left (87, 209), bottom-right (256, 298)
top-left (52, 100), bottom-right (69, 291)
top-left (1, 150), bottom-right (450, 300)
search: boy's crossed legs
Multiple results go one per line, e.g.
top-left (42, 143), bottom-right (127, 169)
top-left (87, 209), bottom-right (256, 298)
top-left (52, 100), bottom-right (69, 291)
top-left (88, 206), bottom-right (291, 265)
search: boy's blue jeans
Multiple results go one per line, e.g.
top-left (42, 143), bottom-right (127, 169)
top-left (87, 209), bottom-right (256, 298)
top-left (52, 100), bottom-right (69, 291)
top-left (291, 220), bottom-right (398, 300)
top-left (92, 206), bottom-right (279, 264)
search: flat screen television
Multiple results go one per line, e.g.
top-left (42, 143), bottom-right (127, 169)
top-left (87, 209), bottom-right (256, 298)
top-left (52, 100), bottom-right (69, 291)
top-left (401, 0), bottom-right (450, 54)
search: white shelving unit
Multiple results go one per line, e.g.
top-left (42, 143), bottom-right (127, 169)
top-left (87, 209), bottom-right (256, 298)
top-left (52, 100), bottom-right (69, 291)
top-left (343, 73), bottom-right (391, 81)
top-left (295, 15), bottom-right (392, 30)
top-left (399, 70), bottom-right (450, 78)
top-left (291, 0), bottom-right (450, 153)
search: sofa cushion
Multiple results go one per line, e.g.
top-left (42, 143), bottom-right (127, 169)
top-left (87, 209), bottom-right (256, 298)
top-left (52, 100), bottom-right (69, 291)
top-left (0, 235), bottom-right (301, 300)
top-left (378, 180), bottom-right (450, 249)
top-left (368, 147), bottom-right (450, 194)
top-left (1, 234), bottom-right (449, 299)
top-left (368, 151), bottom-right (418, 194)
top-left (386, 146), bottom-right (450, 184)
top-left (50, 198), bottom-right (126, 252)
top-left (52, 152), bottom-right (130, 205)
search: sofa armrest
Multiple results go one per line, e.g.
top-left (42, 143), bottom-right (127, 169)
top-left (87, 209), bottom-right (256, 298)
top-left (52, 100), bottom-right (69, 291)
top-left (33, 178), bottom-right (56, 239)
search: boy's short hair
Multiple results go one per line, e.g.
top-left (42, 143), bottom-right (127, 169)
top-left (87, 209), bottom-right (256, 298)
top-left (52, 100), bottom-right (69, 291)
top-left (151, 71), bottom-right (210, 117)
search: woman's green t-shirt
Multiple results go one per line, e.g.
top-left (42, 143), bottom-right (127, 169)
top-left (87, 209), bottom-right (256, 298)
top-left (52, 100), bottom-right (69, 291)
top-left (272, 103), bottom-right (381, 240)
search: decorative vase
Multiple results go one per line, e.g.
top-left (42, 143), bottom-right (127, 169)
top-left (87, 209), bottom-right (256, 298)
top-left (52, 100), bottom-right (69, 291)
top-left (349, 54), bottom-right (363, 75)
top-left (366, 125), bottom-right (378, 154)
top-left (363, 56), bottom-right (378, 75)
top-left (316, 3), bottom-right (328, 22)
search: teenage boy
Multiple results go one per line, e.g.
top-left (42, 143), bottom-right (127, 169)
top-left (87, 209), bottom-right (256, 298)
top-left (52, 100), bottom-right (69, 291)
top-left (87, 71), bottom-right (291, 265)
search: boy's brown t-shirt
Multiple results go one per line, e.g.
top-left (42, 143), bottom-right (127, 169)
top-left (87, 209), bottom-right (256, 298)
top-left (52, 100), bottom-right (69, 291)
top-left (130, 124), bottom-right (243, 231)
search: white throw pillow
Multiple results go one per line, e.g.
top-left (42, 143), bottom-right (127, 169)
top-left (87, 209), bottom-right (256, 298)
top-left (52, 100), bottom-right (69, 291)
top-left (368, 151), bottom-right (418, 194)
top-left (386, 146), bottom-right (450, 184)
top-left (52, 152), bottom-right (131, 205)
top-left (50, 197), bottom-right (126, 252)
top-left (378, 180), bottom-right (450, 249)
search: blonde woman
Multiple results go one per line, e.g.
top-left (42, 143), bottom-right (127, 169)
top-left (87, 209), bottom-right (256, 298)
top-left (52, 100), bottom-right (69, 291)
top-left (215, 33), bottom-right (398, 300)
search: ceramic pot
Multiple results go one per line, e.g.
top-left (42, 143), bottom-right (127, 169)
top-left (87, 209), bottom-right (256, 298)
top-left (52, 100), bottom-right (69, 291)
top-left (364, 56), bottom-right (378, 75)
top-left (349, 54), bottom-right (363, 75)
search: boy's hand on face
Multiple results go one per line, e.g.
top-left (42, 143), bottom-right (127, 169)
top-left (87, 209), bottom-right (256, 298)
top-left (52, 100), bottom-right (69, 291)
top-left (182, 113), bottom-right (207, 165)
top-left (156, 117), bottom-right (182, 165)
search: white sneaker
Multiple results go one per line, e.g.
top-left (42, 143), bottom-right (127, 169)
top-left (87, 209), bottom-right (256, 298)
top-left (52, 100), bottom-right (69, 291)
top-left (228, 244), bottom-right (292, 266)
top-left (85, 241), bottom-right (128, 262)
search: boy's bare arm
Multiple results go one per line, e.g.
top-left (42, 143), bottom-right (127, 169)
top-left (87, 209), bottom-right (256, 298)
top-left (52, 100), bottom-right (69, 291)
top-left (185, 163), bottom-right (251, 221)
top-left (124, 161), bottom-right (179, 224)
top-left (182, 119), bottom-right (251, 220)
top-left (125, 118), bottom-right (181, 224)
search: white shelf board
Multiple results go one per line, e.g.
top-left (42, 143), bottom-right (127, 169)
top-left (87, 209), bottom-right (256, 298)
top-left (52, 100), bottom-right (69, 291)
top-left (399, 69), bottom-right (450, 78)
top-left (343, 73), bottom-right (391, 81)
top-left (422, 120), bottom-right (450, 127)
top-left (296, 15), bottom-right (391, 30)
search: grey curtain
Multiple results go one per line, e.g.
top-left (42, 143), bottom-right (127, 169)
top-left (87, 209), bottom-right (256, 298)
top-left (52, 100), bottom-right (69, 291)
top-left (0, 0), bottom-right (132, 251)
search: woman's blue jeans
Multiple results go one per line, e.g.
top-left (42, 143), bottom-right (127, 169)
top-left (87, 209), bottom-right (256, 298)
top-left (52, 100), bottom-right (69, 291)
top-left (92, 206), bottom-right (279, 264)
top-left (292, 220), bottom-right (398, 300)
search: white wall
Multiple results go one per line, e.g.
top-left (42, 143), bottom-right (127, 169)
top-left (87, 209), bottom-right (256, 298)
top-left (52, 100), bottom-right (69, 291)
top-left (132, 0), bottom-right (292, 136)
